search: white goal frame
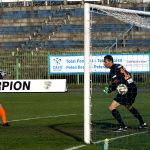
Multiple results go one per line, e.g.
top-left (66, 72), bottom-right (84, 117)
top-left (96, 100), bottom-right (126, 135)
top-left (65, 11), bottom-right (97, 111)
top-left (84, 3), bottom-right (150, 144)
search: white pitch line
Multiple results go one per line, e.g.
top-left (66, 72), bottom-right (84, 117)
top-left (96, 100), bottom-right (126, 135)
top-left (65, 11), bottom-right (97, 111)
top-left (64, 144), bottom-right (86, 150)
top-left (93, 130), bottom-right (148, 144)
top-left (8, 114), bottom-right (77, 123)
top-left (65, 130), bottom-right (148, 150)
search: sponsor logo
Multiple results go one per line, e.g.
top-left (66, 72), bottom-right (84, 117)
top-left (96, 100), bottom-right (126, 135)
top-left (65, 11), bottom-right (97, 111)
top-left (0, 81), bottom-right (31, 91)
top-left (53, 58), bottom-right (61, 65)
top-left (44, 81), bottom-right (52, 89)
top-left (52, 57), bottom-right (63, 72)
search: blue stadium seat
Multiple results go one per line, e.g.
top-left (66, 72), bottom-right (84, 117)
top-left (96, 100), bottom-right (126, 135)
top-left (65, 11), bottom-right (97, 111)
top-left (0, 6), bottom-right (149, 50)
top-left (0, 8), bottom-right (83, 19)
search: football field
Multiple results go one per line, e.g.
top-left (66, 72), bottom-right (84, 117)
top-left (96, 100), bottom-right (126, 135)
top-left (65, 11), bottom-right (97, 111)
top-left (0, 90), bottom-right (149, 150)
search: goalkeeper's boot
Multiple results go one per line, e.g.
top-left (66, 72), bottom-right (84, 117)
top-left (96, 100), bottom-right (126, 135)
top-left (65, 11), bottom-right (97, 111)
top-left (114, 126), bottom-right (128, 132)
top-left (139, 123), bottom-right (148, 129)
top-left (2, 122), bottom-right (10, 127)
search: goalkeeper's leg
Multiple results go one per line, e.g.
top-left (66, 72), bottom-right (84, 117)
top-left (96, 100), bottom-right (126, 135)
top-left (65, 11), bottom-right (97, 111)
top-left (109, 100), bottom-right (127, 131)
top-left (126, 105), bottom-right (147, 129)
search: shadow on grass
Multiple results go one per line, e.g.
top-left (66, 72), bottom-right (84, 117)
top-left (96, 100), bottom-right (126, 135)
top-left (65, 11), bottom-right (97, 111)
top-left (93, 121), bottom-right (117, 129)
top-left (48, 114), bottom-right (150, 143)
top-left (93, 113), bottom-right (150, 129)
top-left (48, 123), bottom-right (83, 142)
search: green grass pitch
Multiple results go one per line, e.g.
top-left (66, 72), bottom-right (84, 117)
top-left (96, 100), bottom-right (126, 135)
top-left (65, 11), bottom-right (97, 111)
top-left (0, 91), bottom-right (149, 150)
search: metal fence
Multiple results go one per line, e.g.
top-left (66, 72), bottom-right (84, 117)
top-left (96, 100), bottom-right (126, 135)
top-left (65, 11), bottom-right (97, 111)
top-left (0, 50), bottom-right (149, 86)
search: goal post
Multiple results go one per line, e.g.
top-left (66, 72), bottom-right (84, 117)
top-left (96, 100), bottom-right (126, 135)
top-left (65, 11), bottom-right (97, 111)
top-left (84, 3), bottom-right (91, 144)
top-left (84, 3), bottom-right (150, 144)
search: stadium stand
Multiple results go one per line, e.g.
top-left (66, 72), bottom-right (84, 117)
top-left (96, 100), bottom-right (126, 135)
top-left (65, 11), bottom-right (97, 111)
top-left (0, 0), bottom-right (149, 81)
top-left (0, 2), bottom-right (150, 52)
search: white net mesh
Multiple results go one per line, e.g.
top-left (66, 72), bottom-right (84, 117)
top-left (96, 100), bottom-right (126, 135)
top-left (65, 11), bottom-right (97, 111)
top-left (90, 4), bottom-right (150, 29)
top-left (104, 10), bottom-right (150, 29)
top-left (84, 3), bottom-right (150, 148)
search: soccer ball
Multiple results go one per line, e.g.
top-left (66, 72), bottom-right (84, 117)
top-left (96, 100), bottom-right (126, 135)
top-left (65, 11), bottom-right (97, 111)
top-left (116, 84), bottom-right (128, 95)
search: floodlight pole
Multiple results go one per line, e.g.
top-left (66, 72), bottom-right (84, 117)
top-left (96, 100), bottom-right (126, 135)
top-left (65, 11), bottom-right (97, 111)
top-left (84, 3), bottom-right (91, 144)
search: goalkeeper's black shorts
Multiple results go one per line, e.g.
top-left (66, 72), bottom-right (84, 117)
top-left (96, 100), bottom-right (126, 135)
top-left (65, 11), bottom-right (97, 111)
top-left (114, 83), bottom-right (137, 106)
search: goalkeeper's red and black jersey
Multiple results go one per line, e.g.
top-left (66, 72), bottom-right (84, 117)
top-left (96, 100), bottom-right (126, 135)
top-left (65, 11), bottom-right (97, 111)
top-left (108, 63), bottom-right (134, 93)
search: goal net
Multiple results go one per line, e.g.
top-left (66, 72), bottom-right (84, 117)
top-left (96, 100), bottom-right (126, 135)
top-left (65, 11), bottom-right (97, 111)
top-left (84, 3), bottom-right (150, 149)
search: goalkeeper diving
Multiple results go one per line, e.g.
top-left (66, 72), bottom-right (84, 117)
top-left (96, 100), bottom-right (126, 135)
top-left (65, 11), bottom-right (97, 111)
top-left (103, 55), bottom-right (147, 132)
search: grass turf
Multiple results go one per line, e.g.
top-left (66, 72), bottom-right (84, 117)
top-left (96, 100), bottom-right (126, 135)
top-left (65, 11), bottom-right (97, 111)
top-left (0, 91), bottom-right (149, 150)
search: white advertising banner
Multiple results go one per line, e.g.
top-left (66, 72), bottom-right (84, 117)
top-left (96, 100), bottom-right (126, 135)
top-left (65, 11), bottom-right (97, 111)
top-left (0, 79), bottom-right (67, 93)
top-left (48, 54), bottom-right (150, 74)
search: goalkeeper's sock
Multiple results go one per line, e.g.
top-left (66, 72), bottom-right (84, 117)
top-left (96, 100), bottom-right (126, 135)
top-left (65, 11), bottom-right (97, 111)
top-left (0, 105), bottom-right (7, 124)
top-left (112, 109), bottom-right (126, 127)
top-left (129, 107), bottom-right (144, 125)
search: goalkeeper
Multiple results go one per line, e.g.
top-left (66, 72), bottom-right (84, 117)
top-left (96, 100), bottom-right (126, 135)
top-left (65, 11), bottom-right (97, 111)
top-left (0, 69), bottom-right (9, 126)
top-left (103, 55), bottom-right (147, 132)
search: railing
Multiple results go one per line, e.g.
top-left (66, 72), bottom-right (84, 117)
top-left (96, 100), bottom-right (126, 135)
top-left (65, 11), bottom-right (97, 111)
top-left (0, 50), bottom-right (149, 86)
top-left (102, 25), bottom-right (133, 53)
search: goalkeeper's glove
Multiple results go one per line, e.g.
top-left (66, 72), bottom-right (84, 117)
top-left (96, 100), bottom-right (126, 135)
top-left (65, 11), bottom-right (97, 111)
top-left (103, 87), bottom-right (109, 95)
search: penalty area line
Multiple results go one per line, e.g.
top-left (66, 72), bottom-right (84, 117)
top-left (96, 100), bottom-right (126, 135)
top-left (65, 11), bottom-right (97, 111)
top-left (65, 130), bottom-right (148, 150)
top-left (8, 114), bottom-right (77, 123)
